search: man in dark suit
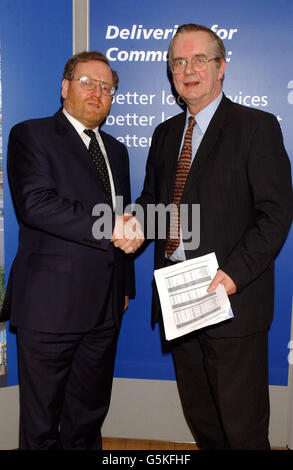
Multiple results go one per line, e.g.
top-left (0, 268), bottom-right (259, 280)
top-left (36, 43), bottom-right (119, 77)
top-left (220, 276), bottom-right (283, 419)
top-left (1, 51), bottom-right (135, 449)
top-left (131, 24), bottom-right (293, 449)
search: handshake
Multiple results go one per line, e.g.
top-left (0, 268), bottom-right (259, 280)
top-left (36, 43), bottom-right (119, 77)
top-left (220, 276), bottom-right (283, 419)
top-left (111, 213), bottom-right (145, 254)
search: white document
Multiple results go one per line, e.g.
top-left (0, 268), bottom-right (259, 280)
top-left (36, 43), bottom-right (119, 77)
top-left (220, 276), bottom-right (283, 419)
top-left (154, 252), bottom-right (233, 340)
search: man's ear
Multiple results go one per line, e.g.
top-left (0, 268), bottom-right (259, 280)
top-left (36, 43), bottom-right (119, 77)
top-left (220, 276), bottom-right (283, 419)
top-left (218, 59), bottom-right (226, 81)
top-left (61, 79), bottom-right (69, 100)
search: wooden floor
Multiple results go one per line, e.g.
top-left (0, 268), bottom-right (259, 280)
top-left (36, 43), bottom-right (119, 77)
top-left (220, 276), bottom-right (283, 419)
top-left (102, 437), bottom-right (199, 450)
top-left (102, 437), bottom-right (287, 451)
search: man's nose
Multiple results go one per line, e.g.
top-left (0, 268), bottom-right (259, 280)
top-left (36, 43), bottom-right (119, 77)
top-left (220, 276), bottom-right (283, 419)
top-left (91, 83), bottom-right (103, 97)
top-left (184, 60), bottom-right (195, 75)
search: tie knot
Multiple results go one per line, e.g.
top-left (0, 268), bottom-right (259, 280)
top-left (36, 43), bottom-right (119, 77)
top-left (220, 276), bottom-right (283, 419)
top-left (188, 116), bottom-right (196, 129)
top-left (84, 129), bottom-right (96, 140)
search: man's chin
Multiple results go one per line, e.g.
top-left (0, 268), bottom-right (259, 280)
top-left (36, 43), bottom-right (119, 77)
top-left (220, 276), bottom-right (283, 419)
top-left (84, 111), bottom-right (108, 128)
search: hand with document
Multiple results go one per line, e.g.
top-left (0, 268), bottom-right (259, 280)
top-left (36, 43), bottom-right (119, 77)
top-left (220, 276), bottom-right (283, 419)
top-left (154, 253), bottom-right (234, 340)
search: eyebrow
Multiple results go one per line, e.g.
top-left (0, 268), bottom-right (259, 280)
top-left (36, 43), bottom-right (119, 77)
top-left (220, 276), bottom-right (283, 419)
top-left (173, 54), bottom-right (208, 60)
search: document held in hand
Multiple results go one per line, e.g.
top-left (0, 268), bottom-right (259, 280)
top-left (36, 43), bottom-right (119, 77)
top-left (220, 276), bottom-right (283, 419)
top-left (154, 253), bottom-right (233, 340)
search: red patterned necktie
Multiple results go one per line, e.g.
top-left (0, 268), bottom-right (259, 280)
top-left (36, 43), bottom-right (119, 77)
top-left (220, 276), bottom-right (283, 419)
top-left (165, 116), bottom-right (196, 258)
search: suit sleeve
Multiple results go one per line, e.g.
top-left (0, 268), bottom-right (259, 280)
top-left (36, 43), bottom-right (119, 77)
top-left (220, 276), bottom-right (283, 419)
top-left (135, 125), bottom-right (161, 239)
top-left (119, 144), bottom-right (136, 299)
top-left (8, 122), bottom-right (112, 251)
top-left (221, 114), bottom-right (293, 291)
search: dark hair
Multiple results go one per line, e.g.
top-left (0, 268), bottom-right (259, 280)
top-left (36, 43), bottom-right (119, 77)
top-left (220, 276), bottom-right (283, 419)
top-left (63, 50), bottom-right (119, 88)
top-left (168, 24), bottom-right (226, 66)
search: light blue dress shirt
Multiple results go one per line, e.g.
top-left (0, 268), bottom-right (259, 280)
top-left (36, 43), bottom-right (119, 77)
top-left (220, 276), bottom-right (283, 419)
top-left (169, 92), bottom-right (223, 261)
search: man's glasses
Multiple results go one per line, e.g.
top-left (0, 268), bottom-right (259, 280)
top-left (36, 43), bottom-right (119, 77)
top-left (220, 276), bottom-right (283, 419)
top-left (170, 55), bottom-right (220, 74)
top-left (72, 75), bottom-right (116, 96)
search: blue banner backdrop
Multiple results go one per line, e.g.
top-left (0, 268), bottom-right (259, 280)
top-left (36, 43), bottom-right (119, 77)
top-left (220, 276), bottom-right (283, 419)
top-left (90, 0), bottom-right (293, 385)
top-left (0, 0), bottom-right (72, 386)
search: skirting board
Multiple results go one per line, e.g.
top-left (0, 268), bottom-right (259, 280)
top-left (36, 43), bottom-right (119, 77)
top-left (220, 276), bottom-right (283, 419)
top-left (0, 381), bottom-right (290, 449)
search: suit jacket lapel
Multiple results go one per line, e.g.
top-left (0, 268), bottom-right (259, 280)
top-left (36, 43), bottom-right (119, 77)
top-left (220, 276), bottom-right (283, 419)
top-left (164, 112), bottom-right (186, 202)
top-left (100, 131), bottom-right (122, 197)
top-left (183, 95), bottom-right (230, 198)
top-left (54, 108), bottom-right (91, 163)
top-left (54, 109), bottom-right (113, 202)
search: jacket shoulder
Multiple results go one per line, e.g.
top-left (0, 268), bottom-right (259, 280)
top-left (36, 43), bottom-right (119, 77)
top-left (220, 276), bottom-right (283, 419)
top-left (223, 95), bottom-right (279, 125)
top-left (156, 110), bottom-right (185, 129)
top-left (152, 111), bottom-right (186, 139)
top-left (9, 114), bottom-right (56, 138)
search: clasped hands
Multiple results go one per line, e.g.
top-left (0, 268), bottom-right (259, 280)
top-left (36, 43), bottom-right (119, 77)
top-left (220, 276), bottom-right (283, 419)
top-left (112, 214), bottom-right (237, 295)
top-left (111, 213), bottom-right (145, 254)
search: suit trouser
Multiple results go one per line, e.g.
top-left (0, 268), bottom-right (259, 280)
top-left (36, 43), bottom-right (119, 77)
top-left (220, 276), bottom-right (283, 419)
top-left (17, 301), bottom-right (118, 450)
top-left (170, 328), bottom-right (270, 450)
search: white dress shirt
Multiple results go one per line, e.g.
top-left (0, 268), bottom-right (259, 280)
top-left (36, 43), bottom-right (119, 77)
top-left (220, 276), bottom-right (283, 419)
top-left (62, 108), bottom-right (116, 209)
